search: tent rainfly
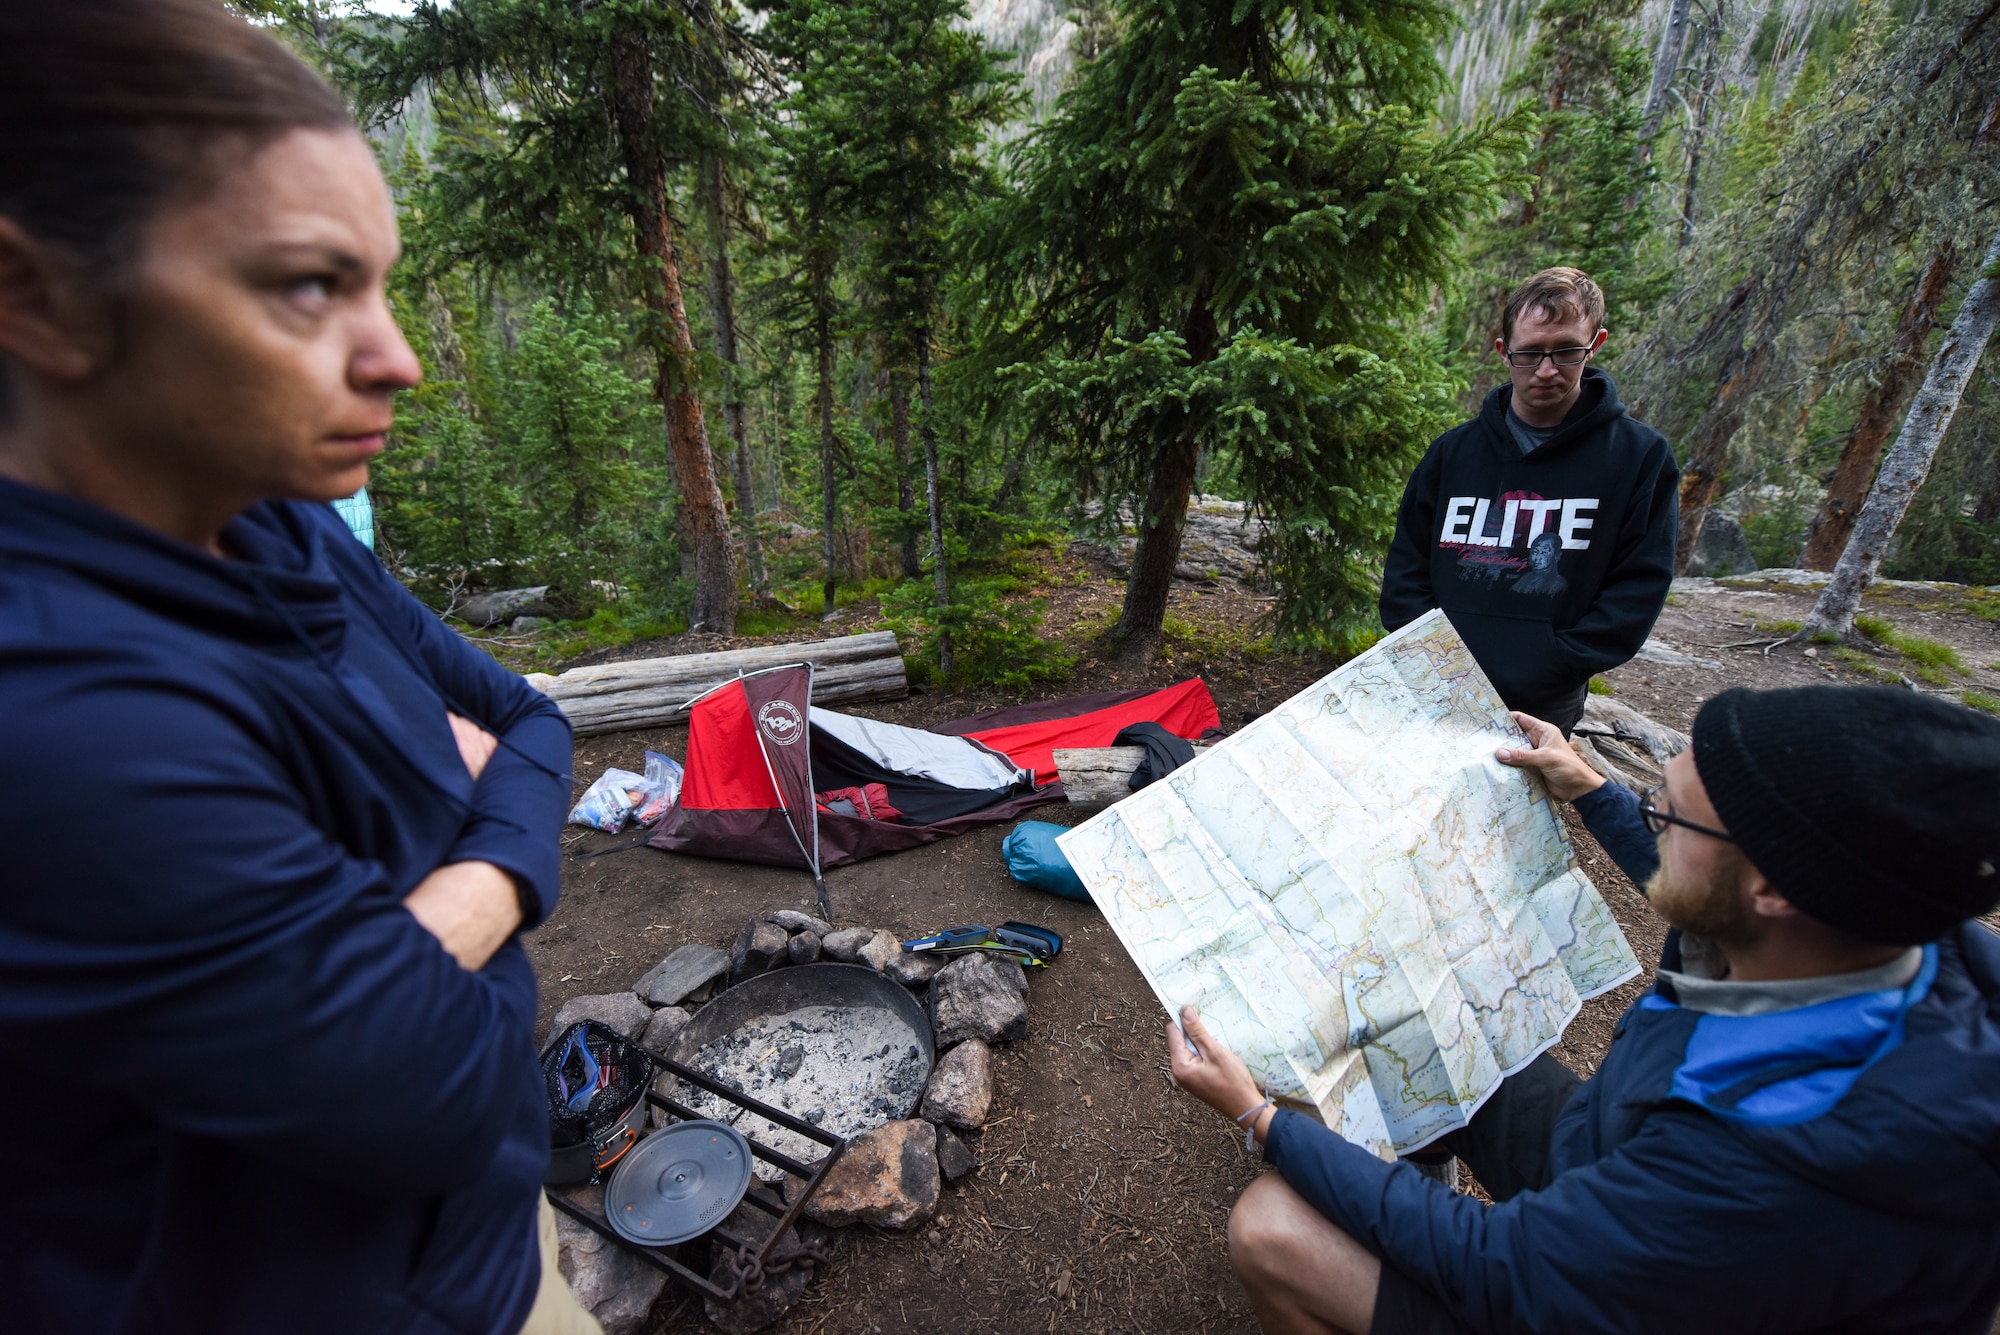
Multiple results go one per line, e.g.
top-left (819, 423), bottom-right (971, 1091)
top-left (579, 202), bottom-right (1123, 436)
top-left (647, 666), bottom-right (1220, 917)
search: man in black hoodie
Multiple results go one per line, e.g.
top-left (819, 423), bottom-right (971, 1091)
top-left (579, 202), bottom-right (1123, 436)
top-left (1381, 268), bottom-right (1679, 732)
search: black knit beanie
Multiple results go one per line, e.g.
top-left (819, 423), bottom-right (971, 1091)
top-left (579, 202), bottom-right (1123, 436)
top-left (1690, 685), bottom-right (2000, 945)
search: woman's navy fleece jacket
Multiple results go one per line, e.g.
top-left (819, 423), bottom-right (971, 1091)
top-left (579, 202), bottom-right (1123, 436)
top-left (1265, 784), bottom-right (2000, 1334)
top-left (0, 479), bottom-right (572, 1334)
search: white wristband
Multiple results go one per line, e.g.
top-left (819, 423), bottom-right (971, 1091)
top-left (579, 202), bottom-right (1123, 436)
top-left (1234, 1094), bottom-right (1276, 1151)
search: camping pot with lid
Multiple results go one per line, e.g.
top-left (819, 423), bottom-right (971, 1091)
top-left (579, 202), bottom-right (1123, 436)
top-left (540, 1020), bottom-right (657, 1186)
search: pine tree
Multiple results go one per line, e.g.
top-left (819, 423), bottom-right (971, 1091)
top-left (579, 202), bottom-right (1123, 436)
top-left (1451, 0), bottom-right (1659, 373)
top-left (976, 0), bottom-right (1513, 661)
top-left (759, 1), bottom-right (866, 618)
top-left (840, 0), bottom-right (1018, 677)
top-left (353, 0), bottom-right (748, 631)
top-left (502, 297), bottom-right (658, 612)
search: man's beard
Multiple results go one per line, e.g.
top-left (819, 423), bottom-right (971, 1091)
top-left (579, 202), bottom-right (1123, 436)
top-left (1644, 858), bottom-right (1752, 943)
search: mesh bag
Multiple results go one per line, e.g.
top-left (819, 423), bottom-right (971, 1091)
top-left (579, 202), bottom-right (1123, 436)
top-left (541, 1020), bottom-right (657, 1176)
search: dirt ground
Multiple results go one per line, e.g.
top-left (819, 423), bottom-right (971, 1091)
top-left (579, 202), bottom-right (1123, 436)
top-left (526, 553), bottom-right (2000, 1334)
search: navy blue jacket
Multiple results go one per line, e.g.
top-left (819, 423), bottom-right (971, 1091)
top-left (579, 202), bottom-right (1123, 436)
top-left (1379, 370), bottom-right (1679, 729)
top-left (1266, 783), bottom-right (2000, 1334)
top-left (0, 479), bottom-right (572, 1334)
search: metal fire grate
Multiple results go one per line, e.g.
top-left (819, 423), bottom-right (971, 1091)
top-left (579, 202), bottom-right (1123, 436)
top-left (547, 1039), bottom-right (847, 1304)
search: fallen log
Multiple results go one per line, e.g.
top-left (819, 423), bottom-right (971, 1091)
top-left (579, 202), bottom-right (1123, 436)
top-left (524, 631), bottom-right (907, 736)
top-left (1054, 743), bottom-right (1211, 811)
top-left (1570, 696), bottom-right (1689, 792)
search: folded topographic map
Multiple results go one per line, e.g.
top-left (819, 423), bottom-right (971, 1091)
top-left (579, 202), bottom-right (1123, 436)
top-left (1057, 609), bottom-right (1639, 1158)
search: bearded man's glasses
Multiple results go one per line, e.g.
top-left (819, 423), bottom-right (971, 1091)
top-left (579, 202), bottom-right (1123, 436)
top-left (1639, 790), bottom-right (1734, 842)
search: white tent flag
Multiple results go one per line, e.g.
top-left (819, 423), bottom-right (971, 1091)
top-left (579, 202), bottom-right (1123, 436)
top-left (1058, 610), bottom-right (1638, 1159)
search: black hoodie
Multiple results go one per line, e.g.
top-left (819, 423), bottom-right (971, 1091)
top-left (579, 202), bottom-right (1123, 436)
top-left (1379, 368), bottom-right (1679, 730)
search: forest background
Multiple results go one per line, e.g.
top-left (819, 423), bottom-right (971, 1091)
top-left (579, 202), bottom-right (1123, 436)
top-left (241, 0), bottom-right (2000, 688)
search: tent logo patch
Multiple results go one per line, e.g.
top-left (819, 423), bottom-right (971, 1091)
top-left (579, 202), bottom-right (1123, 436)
top-left (756, 699), bottom-right (806, 746)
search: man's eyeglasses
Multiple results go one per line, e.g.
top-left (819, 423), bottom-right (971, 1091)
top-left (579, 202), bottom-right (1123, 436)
top-left (1503, 346), bottom-right (1595, 369)
top-left (1639, 789), bottom-right (1734, 843)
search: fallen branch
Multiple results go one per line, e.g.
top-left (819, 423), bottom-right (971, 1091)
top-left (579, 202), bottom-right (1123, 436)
top-left (1053, 743), bottom-right (1213, 811)
top-left (524, 630), bottom-right (907, 736)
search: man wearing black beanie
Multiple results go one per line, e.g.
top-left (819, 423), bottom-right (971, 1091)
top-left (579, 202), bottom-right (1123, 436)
top-left (1165, 684), bottom-right (2000, 1335)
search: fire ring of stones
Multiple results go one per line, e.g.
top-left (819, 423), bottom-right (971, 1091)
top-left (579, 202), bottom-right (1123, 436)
top-left (547, 908), bottom-right (1029, 1335)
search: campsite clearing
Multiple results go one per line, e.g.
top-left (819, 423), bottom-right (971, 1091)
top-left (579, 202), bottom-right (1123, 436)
top-left (525, 548), bottom-right (2000, 1333)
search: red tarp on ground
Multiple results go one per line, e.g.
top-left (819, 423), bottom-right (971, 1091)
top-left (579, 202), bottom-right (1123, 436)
top-left (958, 677), bottom-right (1221, 785)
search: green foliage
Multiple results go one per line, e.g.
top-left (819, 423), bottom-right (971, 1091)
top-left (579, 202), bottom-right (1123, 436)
top-left (879, 577), bottom-right (1076, 690)
top-left (499, 296), bottom-right (664, 611)
top-left (978, 0), bottom-right (1511, 651)
top-left (1854, 615), bottom-right (1968, 682)
top-left (1738, 496), bottom-right (1817, 570)
top-left (310, 0), bottom-right (1997, 682)
top-left (1963, 690), bottom-right (2000, 714)
top-left (1449, 0), bottom-right (1662, 365)
top-left (1587, 675), bottom-right (1614, 695)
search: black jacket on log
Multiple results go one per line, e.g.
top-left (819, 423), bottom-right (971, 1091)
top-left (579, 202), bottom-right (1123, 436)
top-left (1379, 369), bottom-right (1679, 731)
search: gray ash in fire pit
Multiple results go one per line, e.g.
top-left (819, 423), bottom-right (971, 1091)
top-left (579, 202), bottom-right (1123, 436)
top-left (665, 1004), bottom-right (928, 1165)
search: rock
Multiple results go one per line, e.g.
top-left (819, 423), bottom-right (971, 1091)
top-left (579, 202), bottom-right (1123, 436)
top-left (1075, 496), bottom-right (1269, 588)
top-left (732, 919), bottom-right (791, 980)
top-left (935, 1125), bottom-right (978, 1182)
top-left (510, 615), bottom-right (549, 633)
top-left (920, 1039), bottom-right (993, 1131)
top-left (552, 1184), bottom-right (667, 1335)
top-left (545, 992), bottom-right (653, 1048)
top-left (633, 944), bottom-right (730, 1008)
top-left (801, 1119), bottom-right (939, 1230)
top-left (820, 927), bottom-right (873, 963)
top-left (885, 949), bottom-right (945, 988)
top-left (702, 1196), bottom-right (830, 1334)
top-left (856, 930), bottom-right (900, 973)
top-left (761, 909), bottom-right (833, 936)
top-left (1632, 637), bottom-right (1721, 670)
top-left (640, 1005), bottom-right (690, 1052)
top-left (787, 931), bottom-right (822, 965)
top-left (1684, 511), bottom-right (1757, 577)
top-left (931, 953), bottom-right (1029, 1047)
top-left (458, 585), bottom-right (553, 628)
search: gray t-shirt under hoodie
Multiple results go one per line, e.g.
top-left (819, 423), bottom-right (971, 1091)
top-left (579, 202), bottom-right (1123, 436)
top-left (1506, 408), bottom-right (1558, 455)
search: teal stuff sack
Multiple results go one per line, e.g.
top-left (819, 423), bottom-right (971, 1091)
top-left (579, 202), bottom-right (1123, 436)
top-left (1002, 821), bottom-right (1091, 902)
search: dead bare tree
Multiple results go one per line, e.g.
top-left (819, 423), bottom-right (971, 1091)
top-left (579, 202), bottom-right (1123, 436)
top-left (1797, 226), bottom-right (2000, 640)
top-left (1798, 247), bottom-right (1959, 568)
top-left (1637, 0), bottom-right (1694, 163)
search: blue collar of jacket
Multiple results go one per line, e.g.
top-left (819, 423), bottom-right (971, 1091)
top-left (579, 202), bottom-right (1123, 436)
top-left (1641, 944), bottom-right (1940, 1127)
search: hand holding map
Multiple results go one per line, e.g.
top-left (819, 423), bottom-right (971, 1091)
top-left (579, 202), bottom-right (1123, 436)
top-left (1057, 610), bottom-right (1639, 1159)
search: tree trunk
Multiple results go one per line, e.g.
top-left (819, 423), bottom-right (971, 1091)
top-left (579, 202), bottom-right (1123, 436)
top-left (1677, 25), bottom-right (1719, 248)
top-left (1798, 225), bottom-right (2000, 640)
top-left (610, 40), bottom-right (736, 633)
top-left (890, 371), bottom-right (921, 579)
top-left (917, 332), bottom-right (952, 679)
top-left (995, 433), bottom-right (1033, 507)
top-left (1637, 0), bottom-right (1692, 164)
top-left (1111, 301), bottom-right (1217, 663)
top-left (1675, 338), bottom-right (1772, 571)
top-left (703, 153), bottom-right (772, 605)
top-left (1799, 247), bottom-right (1958, 570)
top-left (814, 288), bottom-right (839, 620)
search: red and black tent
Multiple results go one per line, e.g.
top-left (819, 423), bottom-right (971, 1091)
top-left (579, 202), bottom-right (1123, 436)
top-left (647, 666), bottom-right (1219, 913)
